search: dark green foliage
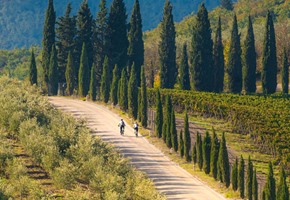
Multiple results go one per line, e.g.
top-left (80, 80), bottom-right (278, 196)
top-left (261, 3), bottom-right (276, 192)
top-left (140, 66), bottom-right (147, 127)
top-left (247, 156), bottom-right (253, 200)
top-left (210, 130), bottom-right (220, 179)
top-left (108, 0), bottom-right (128, 74)
top-left (238, 155), bottom-right (245, 198)
top-left (100, 56), bottom-right (110, 103)
top-left (110, 65), bottom-right (119, 105)
top-left (89, 65), bottom-right (97, 101)
top-left (48, 45), bottom-right (58, 95)
top-left (253, 169), bottom-right (258, 200)
top-left (159, 0), bottom-right (177, 89)
top-left (155, 89), bottom-right (163, 138)
top-left (217, 132), bottom-right (230, 187)
top-left (78, 43), bottom-right (90, 97)
top-left (191, 3), bottom-right (214, 92)
top-left (232, 157), bottom-right (238, 191)
top-left (277, 166), bottom-right (289, 200)
top-left (263, 162), bottom-right (276, 200)
top-left (183, 112), bottom-right (191, 162)
top-left (128, 63), bottom-right (138, 118)
top-left (65, 51), bottom-right (75, 95)
top-left (119, 69), bottom-right (128, 111)
top-left (179, 130), bottom-right (184, 158)
top-left (213, 17), bottom-right (224, 93)
top-left (221, 0), bottom-right (233, 10)
top-left (42, 0), bottom-right (56, 87)
top-left (56, 3), bottom-right (77, 83)
top-left (196, 132), bottom-right (203, 170)
top-left (192, 142), bottom-right (197, 164)
top-left (128, 0), bottom-right (144, 86)
top-left (262, 11), bottom-right (277, 95)
top-left (29, 50), bottom-right (37, 85)
top-left (227, 15), bottom-right (242, 94)
top-left (202, 131), bottom-right (211, 174)
top-left (243, 16), bottom-right (256, 93)
top-left (179, 43), bottom-right (190, 90)
top-left (170, 109), bottom-right (178, 151)
top-left (162, 95), bottom-right (172, 142)
top-left (282, 47), bottom-right (289, 94)
top-left (137, 88), bottom-right (142, 121)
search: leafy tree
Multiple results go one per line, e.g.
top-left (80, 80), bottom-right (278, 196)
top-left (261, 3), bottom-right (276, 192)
top-left (232, 157), bottom-right (238, 191)
top-left (119, 69), bottom-right (128, 111)
top-left (217, 132), bottom-right (230, 187)
top-left (110, 65), bottom-right (119, 105)
top-left (48, 45), bottom-right (58, 95)
top-left (128, 0), bottom-right (144, 86)
top-left (263, 162), bottom-right (276, 200)
top-left (221, 0), bottom-right (233, 10)
top-left (29, 49), bottom-right (37, 85)
top-left (277, 166), bottom-right (289, 200)
top-left (262, 11), bottom-right (277, 95)
top-left (65, 51), bottom-right (75, 95)
top-left (78, 43), bottom-right (90, 97)
top-left (184, 112), bottom-right (191, 162)
top-left (196, 132), bottom-right (203, 170)
top-left (210, 129), bottom-right (220, 179)
top-left (202, 131), bottom-right (211, 174)
top-left (179, 130), bottom-right (184, 158)
top-left (170, 109), bottom-right (178, 151)
top-left (155, 89), bottom-right (163, 138)
top-left (89, 65), bottom-right (97, 101)
top-left (159, 0), bottom-right (177, 89)
top-left (238, 155), bottom-right (245, 198)
top-left (227, 15), bottom-right (242, 93)
top-left (140, 66), bottom-right (148, 127)
top-left (191, 3), bottom-right (214, 92)
top-left (162, 95), bottom-right (172, 142)
top-left (42, 0), bottom-right (56, 88)
top-left (213, 17), bottom-right (224, 93)
top-left (247, 156), bottom-right (254, 200)
top-left (243, 16), bottom-right (256, 93)
top-left (100, 56), bottom-right (110, 102)
top-left (282, 47), bottom-right (289, 94)
top-left (253, 169), bottom-right (258, 200)
top-left (192, 142), bottom-right (197, 164)
top-left (128, 63), bottom-right (138, 118)
top-left (179, 43), bottom-right (190, 90)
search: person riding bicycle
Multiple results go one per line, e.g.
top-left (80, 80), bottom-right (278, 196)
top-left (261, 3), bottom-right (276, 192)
top-left (133, 122), bottom-right (139, 137)
top-left (118, 119), bottom-right (126, 135)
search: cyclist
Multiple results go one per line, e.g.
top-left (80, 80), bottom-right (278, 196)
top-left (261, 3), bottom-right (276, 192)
top-left (118, 119), bottom-right (126, 135)
top-left (133, 122), bottom-right (139, 137)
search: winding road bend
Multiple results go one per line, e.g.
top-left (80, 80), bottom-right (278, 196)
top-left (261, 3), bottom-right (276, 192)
top-left (49, 97), bottom-right (227, 200)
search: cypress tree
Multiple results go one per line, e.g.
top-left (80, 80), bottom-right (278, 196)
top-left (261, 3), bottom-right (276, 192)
top-left (184, 112), bottom-right (191, 162)
top-left (56, 3), bottom-right (77, 84)
top-left (159, 0), bottom-right (177, 89)
top-left (277, 166), bottom-right (289, 200)
top-left (210, 129), bottom-right (220, 180)
top-left (228, 15), bottom-right (242, 93)
top-left (243, 16), bottom-right (256, 93)
top-left (196, 132), bottom-right (203, 170)
top-left (29, 50), bottom-right (37, 85)
top-left (78, 43), bottom-right (90, 97)
top-left (247, 156), bottom-right (254, 200)
top-left (110, 65), bottom-right (119, 105)
top-left (252, 169), bottom-right (258, 200)
top-left (162, 95), bottom-right (171, 142)
top-left (282, 47), bottom-right (289, 94)
top-left (213, 17), bottom-right (224, 93)
top-left (221, 0), bottom-right (233, 10)
top-left (137, 88), bottom-right (142, 122)
top-left (170, 109), bottom-right (178, 151)
top-left (128, 0), bottom-right (144, 86)
top-left (238, 155), bottom-right (245, 198)
top-left (65, 51), bottom-right (75, 95)
top-left (118, 79), bottom-right (122, 106)
top-left (108, 0), bottom-right (128, 75)
top-left (191, 3), bottom-right (214, 92)
top-left (48, 45), bottom-right (58, 95)
top-left (89, 65), bottom-right (97, 101)
top-left (262, 11), bottom-right (277, 95)
top-left (232, 157), bottom-right (238, 191)
top-left (42, 0), bottom-right (56, 88)
top-left (179, 43), bottom-right (190, 90)
top-left (155, 89), bottom-right (163, 138)
top-left (192, 142), bottom-right (197, 164)
top-left (100, 56), bottom-right (110, 103)
top-left (179, 130), bottom-right (184, 158)
top-left (128, 63), bottom-right (138, 118)
top-left (263, 162), bottom-right (276, 200)
top-left (140, 66), bottom-right (148, 127)
top-left (119, 69), bottom-right (128, 111)
top-left (217, 132), bottom-right (230, 187)
top-left (202, 131), bottom-right (211, 174)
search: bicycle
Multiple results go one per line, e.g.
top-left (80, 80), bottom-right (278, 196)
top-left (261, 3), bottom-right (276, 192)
top-left (134, 128), bottom-right (138, 137)
top-left (120, 126), bottom-right (125, 135)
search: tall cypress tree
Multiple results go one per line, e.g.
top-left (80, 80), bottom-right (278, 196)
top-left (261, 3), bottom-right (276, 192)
top-left (253, 169), bottom-right (258, 200)
top-left (217, 132), bottom-right (230, 187)
top-left (170, 109), bottom-right (178, 151)
top-left (65, 51), bottom-right (75, 95)
top-left (179, 130), bottom-right (184, 158)
top-left (210, 129), bottom-right (220, 180)
top-left (179, 43), bottom-right (190, 90)
top-left (155, 89), bottom-right (163, 138)
top-left (108, 0), bottom-right (128, 75)
top-left (221, 0), bottom-right (233, 10)
top-left (228, 15), bottom-right (242, 93)
top-left (184, 112), bottom-right (191, 162)
top-left (191, 3), bottom-right (214, 92)
top-left (238, 155), bottom-right (245, 198)
top-left (128, 0), bottom-right (144, 86)
top-left (48, 45), bottom-right (58, 95)
top-left (89, 65), bottom-right (97, 101)
top-left (282, 47), bottom-right (289, 94)
top-left (243, 16), bottom-right (256, 94)
top-left (100, 56), bottom-right (110, 103)
top-left (110, 65), bottom-right (119, 105)
top-left (162, 95), bottom-right (171, 142)
top-left (140, 66), bottom-right (148, 127)
top-left (128, 63), bottom-right (138, 118)
top-left (159, 0), bottom-right (177, 89)
top-left (29, 50), bottom-right (37, 85)
top-left (277, 166), bottom-right (289, 200)
top-left (78, 43), bottom-right (90, 97)
top-left (262, 11), bottom-right (277, 95)
top-left (247, 156), bottom-right (254, 200)
top-left (202, 131), bottom-right (211, 174)
top-left (192, 142), bottom-right (197, 164)
top-left (42, 0), bottom-right (56, 88)
top-left (263, 162), bottom-right (276, 200)
top-left (213, 17), bottom-right (224, 93)
top-left (196, 132), bottom-right (203, 170)
top-left (119, 69), bottom-right (128, 111)
top-left (56, 3), bottom-right (77, 84)
top-left (137, 88), bottom-right (142, 121)
top-left (232, 157), bottom-right (238, 191)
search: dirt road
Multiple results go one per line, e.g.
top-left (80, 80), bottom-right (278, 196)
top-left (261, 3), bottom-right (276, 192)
top-left (49, 97), bottom-right (227, 200)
